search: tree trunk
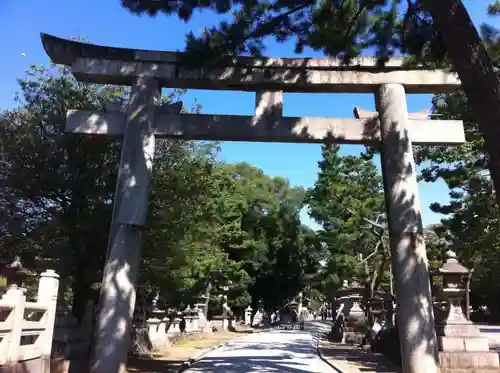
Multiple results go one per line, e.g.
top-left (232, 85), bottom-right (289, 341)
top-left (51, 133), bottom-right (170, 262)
top-left (71, 269), bottom-right (91, 325)
top-left (366, 253), bottom-right (387, 335)
top-left (130, 294), bottom-right (153, 355)
top-left (372, 253), bottom-right (387, 297)
top-left (422, 0), bottom-right (500, 204)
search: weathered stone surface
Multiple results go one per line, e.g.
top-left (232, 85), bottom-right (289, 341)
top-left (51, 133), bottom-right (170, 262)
top-left (377, 83), bottom-right (439, 373)
top-left (41, 33), bottom-right (461, 93)
top-left (39, 33), bottom-right (444, 69)
top-left (66, 110), bottom-right (465, 145)
top-left (439, 336), bottom-right (490, 352)
top-left (354, 106), bottom-right (430, 120)
top-left (465, 337), bottom-right (491, 352)
top-left (91, 76), bottom-right (159, 373)
top-left (439, 351), bottom-right (500, 369)
top-left (437, 322), bottom-right (482, 338)
top-left (255, 91), bottom-right (283, 123)
top-left (70, 57), bottom-right (461, 93)
top-left (441, 368), bottom-right (500, 373)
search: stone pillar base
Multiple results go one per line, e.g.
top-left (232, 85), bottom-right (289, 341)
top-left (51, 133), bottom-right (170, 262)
top-left (438, 326), bottom-right (499, 372)
top-left (439, 350), bottom-right (500, 372)
top-left (342, 330), bottom-right (365, 345)
top-left (439, 336), bottom-right (490, 352)
top-left (437, 301), bottom-right (500, 372)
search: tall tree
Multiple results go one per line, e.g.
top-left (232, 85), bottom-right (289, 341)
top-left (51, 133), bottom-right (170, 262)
top-left (210, 162), bottom-right (321, 311)
top-left (0, 62), bottom-right (124, 320)
top-left (413, 14), bottom-right (500, 319)
top-left (0, 61), bottom-right (221, 322)
top-left (121, 0), bottom-right (500, 206)
top-left (308, 144), bottom-right (387, 298)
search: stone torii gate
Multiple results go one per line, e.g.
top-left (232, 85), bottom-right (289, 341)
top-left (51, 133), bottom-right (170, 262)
top-left (41, 33), bottom-right (464, 373)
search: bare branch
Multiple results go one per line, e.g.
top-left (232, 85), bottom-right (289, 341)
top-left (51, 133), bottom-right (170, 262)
top-left (345, 207), bottom-right (387, 231)
top-left (360, 240), bottom-right (382, 264)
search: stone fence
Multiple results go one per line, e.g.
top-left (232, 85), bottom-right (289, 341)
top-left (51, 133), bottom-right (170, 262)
top-left (142, 308), bottom-right (214, 347)
top-left (51, 306), bottom-right (222, 358)
top-left (0, 267), bottom-right (248, 372)
top-left (0, 270), bottom-right (59, 373)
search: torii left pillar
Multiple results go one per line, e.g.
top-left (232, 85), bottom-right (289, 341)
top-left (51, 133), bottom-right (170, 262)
top-left (91, 76), bottom-right (158, 373)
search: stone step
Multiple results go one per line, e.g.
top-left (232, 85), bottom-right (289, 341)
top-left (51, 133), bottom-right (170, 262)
top-left (441, 369), bottom-right (500, 373)
top-left (439, 351), bottom-right (500, 369)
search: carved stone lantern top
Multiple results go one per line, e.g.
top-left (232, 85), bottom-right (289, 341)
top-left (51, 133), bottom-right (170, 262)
top-left (336, 280), bottom-right (364, 299)
top-left (1, 257), bottom-right (33, 289)
top-left (152, 290), bottom-right (160, 311)
top-left (190, 305), bottom-right (198, 316)
top-left (438, 250), bottom-right (472, 293)
top-left (439, 250), bottom-right (470, 275)
top-left (194, 302), bottom-right (206, 313)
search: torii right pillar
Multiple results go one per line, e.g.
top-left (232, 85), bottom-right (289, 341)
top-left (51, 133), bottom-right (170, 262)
top-left (376, 84), bottom-right (439, 373)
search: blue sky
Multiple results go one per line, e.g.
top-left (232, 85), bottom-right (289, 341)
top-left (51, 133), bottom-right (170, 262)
top-left (0, 0), bottom-right (495, 230)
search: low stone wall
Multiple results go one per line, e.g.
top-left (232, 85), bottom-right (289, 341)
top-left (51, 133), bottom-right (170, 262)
top-left (51, 310), bottom-right (220, 359)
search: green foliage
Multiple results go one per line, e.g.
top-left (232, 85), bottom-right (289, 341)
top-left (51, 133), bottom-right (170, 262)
top-left (307, 144), bottom-right (387, 297)
top-left (121, 0), bottom-right (446, 66)
top-left (0, 63), bottom-right (126, 320)
top-left (0, 59), bottom-right (323, 319)
top-left (413, 18), bottom-right (500, 317)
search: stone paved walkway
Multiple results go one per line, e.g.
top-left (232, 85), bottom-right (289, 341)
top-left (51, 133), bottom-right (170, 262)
top-left (184, 322), bottom-right (335, 373)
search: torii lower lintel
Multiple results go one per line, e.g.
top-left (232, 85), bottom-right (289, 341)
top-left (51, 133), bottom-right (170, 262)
top-left (66, 109), bottom-right (465, 145)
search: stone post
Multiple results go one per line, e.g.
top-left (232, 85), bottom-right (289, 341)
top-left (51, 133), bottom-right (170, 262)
top-left (37, 270), bottom-right (60, 373)
top-left (170, 316), bottom-right (181, 334)
top-left (254, 90), bottom-right (283, 124)
top-left (3, 287), bottom-right (24, 368)
top-left (192, 305), bottom-right (200, 331)
top-left (376, 83), bottom-right (439, 373)
top-left (222, 300), bottom-right (228, 331)
top-left (91, 75), bottom-right (158, 373)
top-left (245, 306), bottom-right (253, 326)
top-left (184, 306), bottom-right (193, 332)
top-left (383, 294), bottom-right (395, 329)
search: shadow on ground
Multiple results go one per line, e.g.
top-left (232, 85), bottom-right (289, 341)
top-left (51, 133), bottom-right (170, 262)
top-left (127, 358), bottom-right (181, 373)
top-left (223, 339), bottom-right (316, 357)
top-left (187, 355), bottom-right (313, 373)
top-left (231, 329), bottom-right (256, 334)
top-left (320, 343), bottom-right (399, 373)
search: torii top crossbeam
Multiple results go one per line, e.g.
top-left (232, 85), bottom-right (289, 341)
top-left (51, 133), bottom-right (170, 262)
top-left (41, 33), bottom-right (460, 94)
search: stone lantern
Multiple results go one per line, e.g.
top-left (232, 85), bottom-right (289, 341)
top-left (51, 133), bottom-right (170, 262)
top-left (332, 280), bottom-right (366, 344)
top-left (436, 250), bottom-right (499, 372)
top-left (183, 305), bottom-right (192, 318)
top-left (438, 250), bottom-right (471, 326)
top-left (221, 280), bottom-right (232, 330)
top-left (152, 289), bottom-right (160, 311)
top-left (190, 304), bottom-right (200, 331)
top-left (245, 305), bottom-right (253, 325)
top-left (1, 257), bottom-right (32, 290)
top-left (192, 304), bottom-right (200, 316)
